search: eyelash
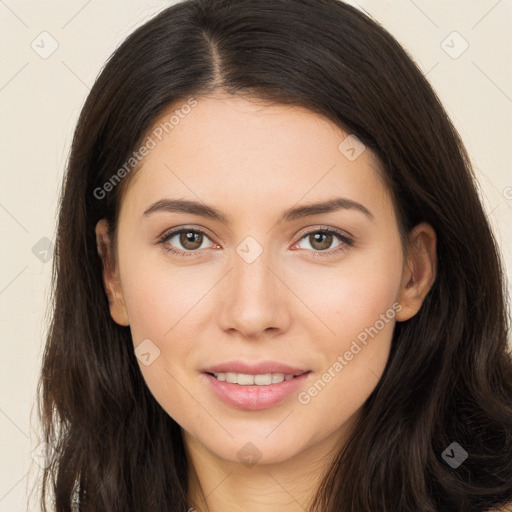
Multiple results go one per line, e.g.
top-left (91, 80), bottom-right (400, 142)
top-left (158, 226), bottom-right (354, 259)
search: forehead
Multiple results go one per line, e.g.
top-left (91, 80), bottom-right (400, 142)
top-left (120, 93), bottom-right (392, 222)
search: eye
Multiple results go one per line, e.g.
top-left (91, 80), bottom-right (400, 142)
top-left (292, 227), bottom-right (354, 258)
top-left (158, 228), bottom-right (217, 258)
top-left (158, 226), bottom-right (354, 259)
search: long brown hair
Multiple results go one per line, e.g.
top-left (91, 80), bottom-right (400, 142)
top-left (37, 0), bottom-right (512, 510)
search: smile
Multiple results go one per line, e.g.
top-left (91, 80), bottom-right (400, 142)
top-left (209, 371), bottom-right (306, 385)
top-left (203, 371), bottom-right (312, 410)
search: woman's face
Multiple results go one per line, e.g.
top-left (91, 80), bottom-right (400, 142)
top-left (97, 93), bottom-right (435, 467)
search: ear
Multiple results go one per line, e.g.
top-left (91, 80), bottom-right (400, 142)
top-left (395, 222), bottom-right (437, 322)
top-left (95, 219), bottom-right (130, 326)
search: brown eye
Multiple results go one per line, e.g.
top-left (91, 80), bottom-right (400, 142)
top-left (178, 230), bottom-right (204, 250)
top-left (159, 228), bottom-right (216, 257)
top-left (293, 228), bottom-right (354, 258)
top-left (308, 232), bottom-right (334, 251)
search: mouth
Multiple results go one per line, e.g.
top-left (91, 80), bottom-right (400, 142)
top-left (201, 369), bottom-right (312, 410)
top-left (205, 370), bottom-right (310, 386)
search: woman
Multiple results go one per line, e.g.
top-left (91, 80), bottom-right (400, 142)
top-left (38, 0), bottom-right (512, 510)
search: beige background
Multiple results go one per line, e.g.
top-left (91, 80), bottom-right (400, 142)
top-left (0, 0), bottom-right (511, 510)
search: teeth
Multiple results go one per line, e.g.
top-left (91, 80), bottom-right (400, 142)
top-left (254, 374), bottom-right (271, 385)
top-left (272, 373), bottom-right (284, 383)
top-left (212, 372), bottom-right (299, 385)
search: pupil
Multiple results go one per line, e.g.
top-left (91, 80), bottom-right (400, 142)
top-left (181, 231), bottom-right (202, 249)
top-left (312, 232), bottom-right (332, 250)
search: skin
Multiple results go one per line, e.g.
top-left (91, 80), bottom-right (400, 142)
top-left (95, 92), bottom-right (436, 511)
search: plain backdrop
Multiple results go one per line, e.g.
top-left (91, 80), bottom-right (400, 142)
top-left (0, 1), bottom-right (511, 510)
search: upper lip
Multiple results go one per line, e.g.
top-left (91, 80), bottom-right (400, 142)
top-left (202, 360), bottom-right (310, 376)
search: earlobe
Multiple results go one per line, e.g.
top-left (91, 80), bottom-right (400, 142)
top-left (395, 222), bottom-right (437, 322)
top-left (95, 219), bottom-right (130, 326)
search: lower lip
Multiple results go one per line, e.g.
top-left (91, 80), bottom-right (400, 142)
top-left (202, 372), bottom-right (311, 410)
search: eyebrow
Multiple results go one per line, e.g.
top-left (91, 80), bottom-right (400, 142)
top-left (143, 197), bottom-right (374, 224)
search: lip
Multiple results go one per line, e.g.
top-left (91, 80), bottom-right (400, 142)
top-left (202, 360), bottom-right (309, 375)
top-left (201, 369), bottom-right (312, 411)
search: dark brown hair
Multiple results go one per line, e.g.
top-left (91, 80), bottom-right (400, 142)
top-left (37, 0), bottom-right (512, 510)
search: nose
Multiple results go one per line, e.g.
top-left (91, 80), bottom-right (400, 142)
top-left (216, 244), bottom-right (292, 339)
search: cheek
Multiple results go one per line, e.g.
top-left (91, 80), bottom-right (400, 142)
top-left (119, 257), bottom-right (205, 426)
top-left (291, 232), bottom-right (403, 344)
top-left (117, 238), bottom-right (204, 342)
top-left (122, 274), bottom-right (171, 343)
top-left (291, 237), bottom-right (402, 412)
